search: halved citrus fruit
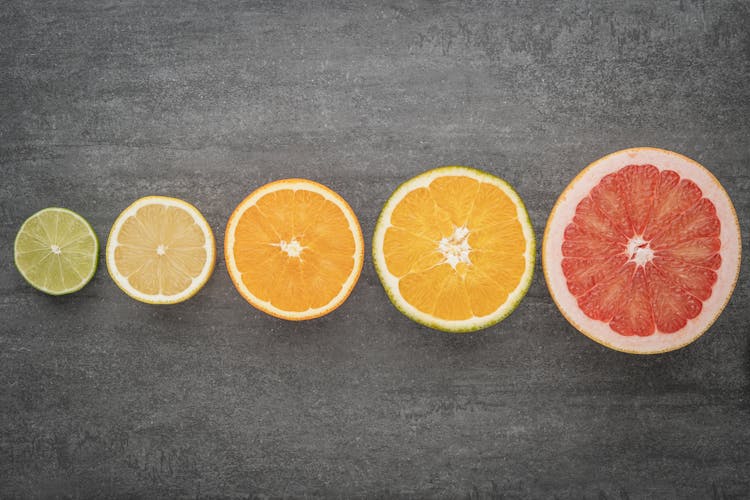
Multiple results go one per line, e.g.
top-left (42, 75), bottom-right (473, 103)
top-left (543, 148), bottom-right (741, 354)
top-left (372, 167), bottom-right (535, 332)
top-left (14, 208), bottom-right (98, 295)
top-left (225, 179), bottom-right (364, 320)
top-left (106, 196), bottom-right (216, 304)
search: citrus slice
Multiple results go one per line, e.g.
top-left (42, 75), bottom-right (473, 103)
top-left (225, 179), bottom-right (364, 320)
top-left (543, 148), bottom-right (741, 354)
top-left (14, 208), bottom-right (98, 295)
top-left (106, 196), bottom-right (216, 304)
top-left (372, 167), bottom-right (535, 332)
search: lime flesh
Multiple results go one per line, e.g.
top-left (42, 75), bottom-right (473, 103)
top-left (14, 208), bottom-right (99, 295)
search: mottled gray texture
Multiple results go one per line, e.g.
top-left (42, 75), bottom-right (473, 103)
top-left (1, 1), bottom-right (749, 498)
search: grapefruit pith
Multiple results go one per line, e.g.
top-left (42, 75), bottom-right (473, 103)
top-left (543, 148), bottom-right (741, 354)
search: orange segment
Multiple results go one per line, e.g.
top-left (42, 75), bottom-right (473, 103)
top-left (390, 187), bottom-right (454, 240)
top-left (428, 176), bottom-right (480, 227)
top-left (468, 182), bottom-right (521, 230)
top-left (383, 227), bottom-right (442, 277)
top-left (373, 167), bottom-right (535, 333)
top-left (225, 179), bottom-right (364, 320)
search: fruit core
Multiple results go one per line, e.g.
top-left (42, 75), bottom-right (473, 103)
top-left (279, 238), bottom-right (304, 258)
top-left (51, 244), bottom-right (62, 255)
top-left (626, 236), bottom-right (653, 266)
top-left (439, 226), bottom-right (471, 269)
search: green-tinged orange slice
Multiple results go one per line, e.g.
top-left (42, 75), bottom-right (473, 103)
top-left (373, 167), bottom-right (535, 332)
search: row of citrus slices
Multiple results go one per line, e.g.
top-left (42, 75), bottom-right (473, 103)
top-left (14, 148), bottom-right (741, 354)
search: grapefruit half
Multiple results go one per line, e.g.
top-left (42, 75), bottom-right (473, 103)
top-left (543, 148), bottom-right (741, 354)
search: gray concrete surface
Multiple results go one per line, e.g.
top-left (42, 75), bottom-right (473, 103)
top-left (1, 1), bottom-right (749, 498)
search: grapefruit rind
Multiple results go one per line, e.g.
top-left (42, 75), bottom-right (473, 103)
top-left (372, 166), bottom-right (536, 333)
top-left (106, 196), bottom-right (216, 305)
top-left (14, 207), bottom-right (99, 295)
top-left (542, 147), bottom-right (741, 354)
top-left (224, 179), bottom-right (365, 321)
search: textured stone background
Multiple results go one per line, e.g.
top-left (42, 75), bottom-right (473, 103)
top-left (1, 1), bottom-right (749, 498)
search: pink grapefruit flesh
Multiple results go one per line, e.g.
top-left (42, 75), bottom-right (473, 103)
top-left (543, 148), bottom-right (741, 354)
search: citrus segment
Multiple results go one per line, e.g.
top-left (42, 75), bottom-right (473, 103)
top-left (106, 196), bottom-right (215, 304)
top-left (543, 148), bottom-right (741, 353)
top-left (225, 179), bottom-right (364, 320)
top-left (14, 208), bottom-right (98, 295)
top-left (373, 167), bottom-right (535, 333)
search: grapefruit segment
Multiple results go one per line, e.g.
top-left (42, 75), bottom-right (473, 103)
top-left (543, 148), bottom-right (741, 354)
top-left (645, 265), bottom-right (703, 333)
top-left (562, 225), bottom-right (626, 259)
top-left (657, 237), bottom-right (721, 268)
top-left (647, 172), bottom-right (703, 237)
top-left (561, 254), bottom-right (628, 296)
top-left (589, 172), bottom-right (632, 237)
top-left (570, 197), bottom-right (628, 244)
top-left (610, 267), bottom-right (655, 337)
top-left (649, 198), bottom-right (720, 246)
top-left (653, 257), bottom-right (716, 302)
top-left (576, 263), bottom-right (633, 323)
top-left (618, 164), bottom-right (659, 234)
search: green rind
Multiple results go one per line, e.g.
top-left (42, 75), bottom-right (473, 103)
top-left (14, 207), bottom-right (99, 296)
top-left (372, 166), bottom-right (536, 333)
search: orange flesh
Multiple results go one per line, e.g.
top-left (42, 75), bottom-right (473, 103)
top-left (562, 164), bottom-right (721, 336)
top-left (232, 189), bottom-right (356, 312)
top-left (384, 176), bottom-right (527, 320)
top-left (114, 204), bottom-right (207, 296)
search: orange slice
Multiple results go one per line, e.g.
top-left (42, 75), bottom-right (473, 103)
top-left (225, 179), bottom-right (364, 320)
top-left (106, 196), bottom-right (216, 304)
top-left (372, 167), bottom-right (535, 332)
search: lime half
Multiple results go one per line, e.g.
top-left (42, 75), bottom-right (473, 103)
top-left (14, 207), bottom-right (99, 295)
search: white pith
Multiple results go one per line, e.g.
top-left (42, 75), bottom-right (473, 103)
top-left (626, 236), bottom-right (654, 266)
top-left (106, 197), bottom-right (216, 304)
top-left (277, 238), bottom-right (304, 258)
top-left (225, 180), bottom-right (364, 320)
top-left (439, 225), bottom-right (472, 269)
top-left (543, 148), bottom-right (742, 354)
top-left (373, 167), bottom-right (536, 332)
top-left (14, 207), bottom-right (99, 295)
